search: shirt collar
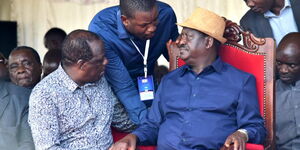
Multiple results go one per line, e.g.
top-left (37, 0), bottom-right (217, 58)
top-left (264, 0), bottom-right (291, 18)
top-left (180, 56), bottom-right (223, 76)
top-left (117, 10), bottom-right (134, 39)
top-left (57, 65), bottom-right (79, 92)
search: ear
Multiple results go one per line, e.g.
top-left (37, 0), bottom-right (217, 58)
top-left (77, 59), bottom-right (86, 71)
top-left (121, 15), bottom-right (129, 27)
top-left (205, 36), bottom-right (214, 49)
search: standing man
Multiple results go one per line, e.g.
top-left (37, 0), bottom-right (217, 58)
top-left (89, 0), bottom-right (179, 125)
top-left (110, 8), bottom-right (266, 150)
top-left (276, 32), bottom-right (300, 149)
top-left (240, 0), bottom-right (300, 45)
top-left (29, 30), bottom-right (135, 150)
top-left (8, 46), bottom-right (42, 89)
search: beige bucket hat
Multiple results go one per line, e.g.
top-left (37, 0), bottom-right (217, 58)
top-left (177, 7), bottom-right (227, 44)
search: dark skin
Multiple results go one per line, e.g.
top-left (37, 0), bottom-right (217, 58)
top-left (0, 52), bottom-right (9, 80)
top-left (121, 6), bottom-right (159, 40)
top-left (276, 33), bottom-right (300, 85)
top-left (244, 0), bottom-right (284, 15)
top-left (8, 49), bottom-right (42, 88)
top-left (110, 28), bottom-right (247, 150)
top-left (63, 39), bottom-right (108, 86)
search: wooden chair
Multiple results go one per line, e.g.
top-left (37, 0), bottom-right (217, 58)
top-left (168, 19), bottom-right (275, 150)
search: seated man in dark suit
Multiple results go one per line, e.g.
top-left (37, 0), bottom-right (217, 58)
top-left (0, 80), bottom-right (34, 150)
top-left (110, 8), bottom-right (266, 150)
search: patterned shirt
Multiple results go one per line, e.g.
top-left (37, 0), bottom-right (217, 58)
top-left (28, 66), bottom-right (135, 150)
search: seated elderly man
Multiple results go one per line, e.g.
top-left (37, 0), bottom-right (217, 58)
top-left (276, 32), bottom-right (300, 149)
top-left (29, 29), bottom-right (135, 150)
top-left (110, 8), bottom-right (266, 150)
top-left (8, 46), bottom-right (42, 88)
top-left (0, 80), bottom-right (34, 150)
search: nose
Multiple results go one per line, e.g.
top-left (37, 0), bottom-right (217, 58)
top-left (147, 24), bottom-right (157, 33)
top-left (16, 65), bottom-right (26, 74)
top-left (279, 64), bottom-right (289, 74)
top-left (246, 0), bottom-right (255, 7)
top-left (176, 35), bottom-right (187, 47)
top-left (103, 58), bottom-right (108, 66)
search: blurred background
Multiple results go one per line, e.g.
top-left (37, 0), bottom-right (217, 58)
top-left (0, 0), bottom-right (249, 65)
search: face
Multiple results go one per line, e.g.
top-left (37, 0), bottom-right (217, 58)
top-left (244, 0), bottom-right (274, 13)
top-left (0, 53), bottom-right (9, 80)
top-left (8, 49), bottom-right (42, 88)
top-left (122, 6), bottom-right (159, 40)
top-left (81, 40), bottom-right (108, 83)
top-left (276, 44), bottom-right (300, 85)
top-left (176, 28), bottom-right (207, 64)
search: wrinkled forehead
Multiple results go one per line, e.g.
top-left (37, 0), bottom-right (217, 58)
top-left (9, 49), bottom-right (36, 62)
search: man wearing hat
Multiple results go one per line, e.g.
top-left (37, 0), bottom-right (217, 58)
top-left (109, 8), bottom-right (266, 150)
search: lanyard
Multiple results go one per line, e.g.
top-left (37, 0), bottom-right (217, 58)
top-left (130, 39), bottom-right (150, 78)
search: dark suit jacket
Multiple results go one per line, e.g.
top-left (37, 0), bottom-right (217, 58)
top-left (240, 0), bottom-right (300, 38)
top-left (0, 81), bottom-right (34, 150)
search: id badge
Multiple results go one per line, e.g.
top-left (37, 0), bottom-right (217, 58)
top-left (137, 75), bottom-right (154, 101)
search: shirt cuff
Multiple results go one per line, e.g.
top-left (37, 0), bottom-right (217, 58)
top-left (238, 129), bottom-right (249, 142)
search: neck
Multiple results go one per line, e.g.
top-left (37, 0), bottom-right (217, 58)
top-left (271, 0), bottom-right (285, 15)
top-left (62, 65), bottom-right (84, 86)
top-left (190, 53), bottom-right (217, 74)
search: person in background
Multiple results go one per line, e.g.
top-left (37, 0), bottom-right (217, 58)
top-left (42, 27), bottom-right (66, 78)
top-left (0, 52), bottom-right (9, 81)
top-left (42, 49), bottom-right (61, 78)
top-left (89, 0), bottom-right (179, 125)
top-left (0, 80), bottom-right (35, 150)
top-left (276, 32), bottom-right (300, 150)
top-left (8, 46), bottom-right (42, 89)
top-left (43, 27), bottom-right (67, 51)
top-left (29, 29), bottom-right (135, 150)
top-left (110, 7), bottom-right (266, 150)
top-left (240, 0), bottom-right (299, 46)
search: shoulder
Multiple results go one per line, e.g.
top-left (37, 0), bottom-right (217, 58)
top-left (1, 81), bottom-right (31, 107)
top-left (89, 5), bottom-right (119, 33)
top-left (222, 62), bottom-right (255, 83)
top-left (240, 9), bottom-right (257, 23)
top-left (157, 1), bottom-right (176, 17)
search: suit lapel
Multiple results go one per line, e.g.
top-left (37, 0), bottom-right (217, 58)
top-left (0, 83), bottom-right (10, 117)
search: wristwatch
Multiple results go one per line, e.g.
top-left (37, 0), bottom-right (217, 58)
top-left (238, 129), bottom-right (249, 142)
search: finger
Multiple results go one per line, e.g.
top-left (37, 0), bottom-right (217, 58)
top-left (224, 137), bottom-right (233, 147)
top-left (233, 138), bottom-right (240, 150)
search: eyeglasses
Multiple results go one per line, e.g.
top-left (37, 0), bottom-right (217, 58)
top-left (0, 58), bottom-right (6, 64)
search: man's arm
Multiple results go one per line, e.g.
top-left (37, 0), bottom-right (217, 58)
top-left (28, 91), bottom-right (68, 150)
top-left (109, 79), bottom-right (137, 132)
top-left (102, 41), bottom-right (147, 125)
top-left (17, 107), bottom-right (35, 150)
top-left (222, 75), bottom-right (266, 150)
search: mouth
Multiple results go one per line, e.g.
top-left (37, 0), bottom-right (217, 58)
top-left (145, 33), bottom-right (155, 39)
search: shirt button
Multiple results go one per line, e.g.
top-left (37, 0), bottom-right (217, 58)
top-left (193, 94), bottom-right (196, 97)
top-left (196, 77), bottom-right (200, 80)
top-left (298, 124), bottom-right (300, 128)
top-left (295, 105), bottom-right (298, 109)
top-left (182, 138), bottom-right (186, 142)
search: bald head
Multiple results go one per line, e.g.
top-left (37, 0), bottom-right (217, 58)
top-left (276, 32), bottom-right (300, 85)
top-left (61, 29), bottom-right (103, 67)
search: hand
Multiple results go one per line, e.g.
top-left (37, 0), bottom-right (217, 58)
top-left (221, 131), bottom-right (248, 150)
top-left (109, 134), bottom-right (137, 150)
top-left (166, 39), bottom-right (179, 55)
